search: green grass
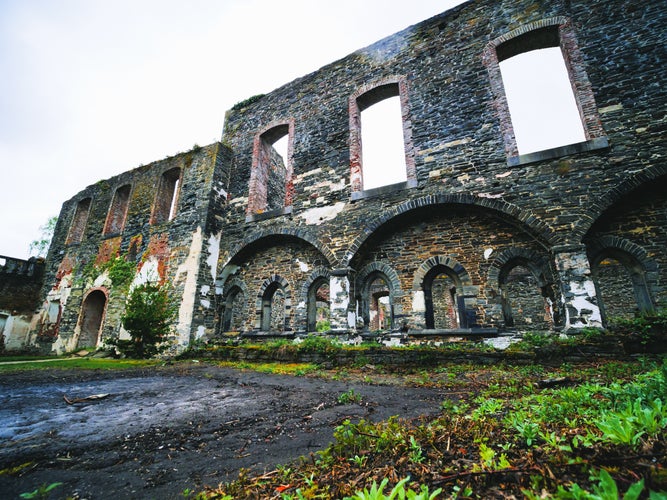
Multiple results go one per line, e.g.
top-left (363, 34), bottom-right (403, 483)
top-left (0, 357), bottom-right (162, 372)
top-left (211, 360), bottom-right (318, 376)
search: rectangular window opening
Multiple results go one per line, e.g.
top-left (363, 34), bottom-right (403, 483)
top-left (360, 95), bottom-right (407, 190)
top-left (499, 47), bottom-right (586, 155)
top-left (247, 123), bottom-right (293, 217)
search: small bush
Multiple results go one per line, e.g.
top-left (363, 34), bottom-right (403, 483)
top-left (298, 335), bottom-right (341, 355)
top-left (109, 283), bottom-right (177, 359)
top-left (611, 309), bottom-right (667, 338)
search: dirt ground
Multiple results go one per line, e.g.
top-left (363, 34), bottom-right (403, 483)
top-left (0, 363), bottom-right (446, 499)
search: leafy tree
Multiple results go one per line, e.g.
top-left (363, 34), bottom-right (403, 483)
top-left (113, 283), bottom-right (177, 358)
top-left (29, 216), bottom-right (58, 257)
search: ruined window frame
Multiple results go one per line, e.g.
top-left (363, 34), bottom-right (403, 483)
top-left (66, 197), bottom-right (92, 245)
top-left (349, 76), bottom-right (417, 201)
top-left (246, 120), bottom-right (295, 222)
top-left (103, 184), bottom-right (132, 236)
top-left (482, 17), bottom-right (608, 166)
top-left (151, 167), bottom-right (182, 225)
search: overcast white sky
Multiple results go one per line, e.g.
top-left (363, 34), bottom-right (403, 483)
top-left (0, 0), bottom-right (473, 259)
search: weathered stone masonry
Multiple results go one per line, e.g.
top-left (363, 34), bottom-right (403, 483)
top-left (4, 0), bottom-right (665, 352)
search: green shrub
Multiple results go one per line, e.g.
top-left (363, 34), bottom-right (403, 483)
top-left (106, 257), bottom-right (136, 289)
top-left (611, 309), bottom-right (667, 339)
top-left (316, 320), bottom-right (331, 332)
top-left (109, 283), bottom-right (177, 358)
top-left (298, 335), bottom-right (341, 355)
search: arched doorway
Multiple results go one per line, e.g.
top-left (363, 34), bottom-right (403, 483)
top-left (424, 267), bottom-right (461, 329)
top-left (499, 262), bottom-right (554, 330)
top-left (76, 290), bottom-right (107, 348)
top-left (261, 282), bottom-right (286, 332)
top-left (307, 277), bottom-right (330, 332)
top-left (355, 271), bottom-right (394, 332)
top-left (222, 286), bottom-right (245, 332)
top-left (591, 250), bottom-right (653, 322)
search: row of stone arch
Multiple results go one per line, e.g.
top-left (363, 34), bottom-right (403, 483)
top-left (217, 232), bottom-right (658, 334)
top-left (223, 164), bottom-right (667, 273)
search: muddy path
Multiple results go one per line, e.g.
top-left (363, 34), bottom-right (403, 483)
top-left (0, 364), bottom-right (447, 499)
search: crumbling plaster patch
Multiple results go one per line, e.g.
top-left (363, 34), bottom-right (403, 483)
top-left (299, 202), bottom-right (346, 225)
top-left (564, 280), bottom-right (602, 328)
top-left (174, 227), bottom-right (203, 346)
top-left (206, 232), bottom-right (221, 281)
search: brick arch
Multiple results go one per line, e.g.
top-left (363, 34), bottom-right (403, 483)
top-left (299, 267), bottom-right (331, 304)
top-left (222, 228), bottom-right (336, 269)
top-left (586, 235), bottom-right (659, 291)
top-left (355, 262), bottom-right (402, 297)
top-left (577, 165), bottom-right (667, 240)
top-left (355, 262), bottom-right (402, 332)
top-left (222, 275), bottom-right (248, 297)
top-left (487, 247), bottom-right (554, 289)
top-left (412, 255), bottom-right (472, 291)
top-left (585, 235), bottom-right (658, 318)
top-left (342, 194), bottom-right (556, 267)
top-left (586, 235), bottom-right (654, 270)
top-left (255, 275), bottom-right (291, 332)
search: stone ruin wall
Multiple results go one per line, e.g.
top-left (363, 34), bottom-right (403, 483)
top-left (216, 0), bottom-right (666, 337)
top-left (25, 143), bottom-right (229, 353)
top-left (4, 0), bottom-right (665, 352)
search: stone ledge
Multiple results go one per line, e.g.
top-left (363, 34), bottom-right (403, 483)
top-left (245, 205), bottom-right (293, 223)
top-left (507, 137), bottom-right (609, 167)
top-left (350, 179), bottom-right (418, 201)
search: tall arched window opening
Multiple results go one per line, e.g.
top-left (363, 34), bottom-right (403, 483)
top-left (497, 27), bottom-right (585, 154)
top-left (104, 184), bottom-right (131, 235)
top-left (152, 168), bottom-right (182, 224)
top-left (66, 197), bottom-right (91, 245)
top-left (483, 19), bottom-right (606, 160)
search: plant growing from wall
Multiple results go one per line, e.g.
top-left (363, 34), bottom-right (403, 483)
top-left (111, 282), bottom-right (177, 358)
top-left (106, 256), bottom-right (136, 289)
top-left (28, 216), bottom-right (57, 258)
top-left (74, 255), bottom-right (136, 290)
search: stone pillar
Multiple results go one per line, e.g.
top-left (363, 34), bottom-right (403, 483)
top-left (553, 245), bottom-right (602, 330)
top-left (329, 269), bottom-right (353, 332)
top-left (410, 289), bottom-right (426, 330)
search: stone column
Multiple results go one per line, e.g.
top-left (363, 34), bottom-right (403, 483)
top-left (329, 269), bottom-right (353, 332)
top-left (410, 289), bottom-right (426, 330)
top-left (552, 245), bottom-right (602, 330)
